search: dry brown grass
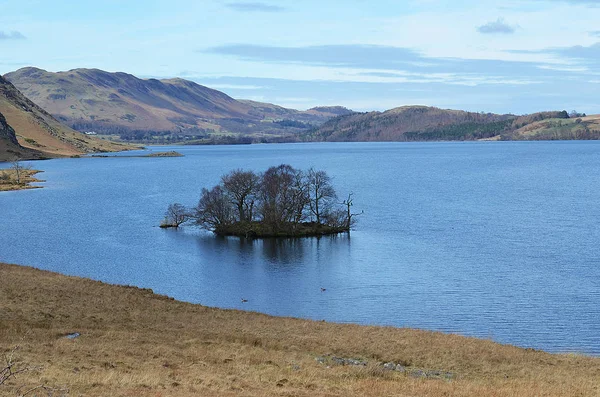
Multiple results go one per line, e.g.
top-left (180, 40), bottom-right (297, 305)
top-left (0, 169), bottom-right (44, 191)
top-left (0, 96), bottom-right (136, 158)
top-left (1, 263), bottom-right (599, 396)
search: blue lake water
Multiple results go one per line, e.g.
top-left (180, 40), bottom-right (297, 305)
top-left (1, 142), bottom-right (600, 355)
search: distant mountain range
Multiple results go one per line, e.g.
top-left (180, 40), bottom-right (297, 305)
top-left (4, 67), bottom-right (353, 143)
top-left (2, 67), bottom-right (600, 156)
top-left (0, 75), bottom-right (129, 161)
top-left (305, 106), bottom-right (600, 142)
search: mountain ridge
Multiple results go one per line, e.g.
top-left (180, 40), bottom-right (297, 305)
top-left (5, 67), bottom-right (352, 142)
top-left (305, 105), bottom-right (600, 141)
top-left (6, 67), bottom-right (600, 144)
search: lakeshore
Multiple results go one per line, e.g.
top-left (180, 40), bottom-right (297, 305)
top-left (1, 263), bottom-right (599, 397)
top-left (0, 169), bottom-right (44, 191)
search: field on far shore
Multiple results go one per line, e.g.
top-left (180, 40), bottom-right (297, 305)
top-left (1, 263), bottom-right (599, 396)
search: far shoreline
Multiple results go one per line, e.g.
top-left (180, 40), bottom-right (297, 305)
top-left (4, 139), bottom-right (600, 164)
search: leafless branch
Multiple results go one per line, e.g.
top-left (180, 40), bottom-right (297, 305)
top-left (18, 384), bottom-right (69, 397)
top-left (0, 346), bottom-right (33, 386)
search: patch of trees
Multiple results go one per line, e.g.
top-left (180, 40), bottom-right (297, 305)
top-left (274, 119), bottom-right (312, 129)
top-left (569, 110), bottom-right (586, 118)
top-left (161, 165), bottom-right (360, 237)
top-left (510, 111), bottom-right (569, 129)
top-left (403, 120), bottom-right (514, 141)
top-left (306, 107), bottom-right (517, 142)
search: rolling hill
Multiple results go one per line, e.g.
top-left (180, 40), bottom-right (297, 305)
top-left (4, 68), bottom-right (352, 143)
top-left (6, 67), bottom-right (598, 144)
top-left (0, 75), bottom-right (131, 160)
top-left (304, 106), bottom-right (595, 142)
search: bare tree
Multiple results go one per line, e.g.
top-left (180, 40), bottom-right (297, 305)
top-left (260, 164), bottom-right (309, 227)
top-left (307, 168), bottom-right (337, 225)
top-left (1, 347), bottom-right (31, 387)
top-left (1, 338), bottom-right (68, 397)
top-left (165, 164), bottom-right (359, 237)
top-left (341, 193), bottom-right (363, 230)
top-left (10, 159), bottom-right (31, 185)
top-left (161, 203), bottom-right (189, 228)
top-left (290, 169), bottom-right (310, 225)
top-left (193, 186), bottom-right (234, 230)
top-left (221, 169), bottom-right (260, 222)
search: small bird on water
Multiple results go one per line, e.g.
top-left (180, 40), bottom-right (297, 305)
top-left (320, 288), bottom-right (326, 292)
top-left (241, 298), bottom-right (248, 303)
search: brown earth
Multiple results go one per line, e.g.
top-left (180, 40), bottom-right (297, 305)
top-left (4, 68), bottom-right (351, 138)
top-left (0, 75), bottom-right (135, 160)
top-left (1, 263), bottom-right (599, 397)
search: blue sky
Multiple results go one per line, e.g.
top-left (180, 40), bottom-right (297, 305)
top-left (2, 0), bottom-right (600, 114)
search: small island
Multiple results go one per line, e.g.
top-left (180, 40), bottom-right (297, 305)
top-left (90, 151), bottom-right (184, 158)
top-left (145, 151), bottom-right (184, 157)
top-left (0, 160), bottom-right (44, 192)
top-left (161, 164), bottom-right (360, 237)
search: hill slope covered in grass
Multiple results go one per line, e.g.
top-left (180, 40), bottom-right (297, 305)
top-left (5, 68), bottom-right (351, 143)
top-left (305, 106), bottom-right (594, 142)
top-left (1, 263), bottom-right (599, 397)
top-left (0, 110), bottom-right (43, 161)
top-left (0, 75), bottom-right (131, 159)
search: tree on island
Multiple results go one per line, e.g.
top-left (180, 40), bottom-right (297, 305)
top-left (307, 167), bottom-right (337, 225)
top-left (160, 203), bottom-right (189, 228)
top-left (162, 164), bottom-right (359, 237)
top-left (222, 169), bottom-right (260, 223)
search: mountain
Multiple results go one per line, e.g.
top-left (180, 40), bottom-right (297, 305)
top-left (4, 68), bottom-right (353, 143)
top-left (0, 74), bottom-right (130, 159)
top-left (305, 106), bottom-right (590, 142)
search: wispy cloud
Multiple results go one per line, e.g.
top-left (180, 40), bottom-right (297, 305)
top-left (542, 0), bottom-right (600, 5)
top-left (203, 43), bottom-right (562, 79)
top-left (225, 2), bottom-right (286, 12)
top-left (589, 31), bottom-right (600, 37)
top-left (476, 18), bottom-right (516, 34)
top-left (511, 42), bottom-right (600, 64)
top-left (0, 31), bottom-right (26, 40)
top-left (205, 44), bottom-right (426, 70)
top-left (207, 83), bottom-right (266, 90)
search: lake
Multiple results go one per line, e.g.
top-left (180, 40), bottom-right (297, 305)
top-left (1, 142), bottom-right (599, 355)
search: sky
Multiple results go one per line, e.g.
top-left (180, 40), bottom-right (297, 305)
top-left (1, 0), bottom-right (600, 114)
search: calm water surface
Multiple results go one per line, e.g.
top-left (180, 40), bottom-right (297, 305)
top-left (1, 142), bottom-right (599, 355)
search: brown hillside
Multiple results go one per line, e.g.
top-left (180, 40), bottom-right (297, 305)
top-left (309, 106), bottom-right (515, 141)
top-left (308, 106), bottom-right (586, 142)
top-left (0, 75), bottom-right (130, 158)
top-left (5, 68), bottom-right (347, 138)
top-left (0, 110), bottom-right (44, 161)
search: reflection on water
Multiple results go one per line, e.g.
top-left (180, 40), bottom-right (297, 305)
top-left (2, 142), bottom-right (600, 355)
top-left (190, 232), bottom-right (351, 268)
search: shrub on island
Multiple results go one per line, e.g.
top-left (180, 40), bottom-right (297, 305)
top-left (161, 164), bottom-right (360, 237)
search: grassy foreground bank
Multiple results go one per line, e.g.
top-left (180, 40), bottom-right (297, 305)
top-left (1, 264), bottom-right (599, 396)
